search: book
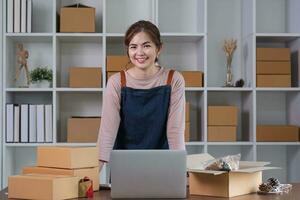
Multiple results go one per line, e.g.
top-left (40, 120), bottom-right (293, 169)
top-left (29, 104), bottom-right (37, 142)
top-left (14, 105), bottom-right (20, 142)
top-left (27, 0), bottom-right (32, 33)
top-left (14, 0), bottom-right (21, 33)
top-left (20, 104), bottom-right (29, 142)
top-left (21, 0), bottom-right (27, 33)
top-left (45, 104), bottom-right (53, 142)
top-left (6, 104), bottom-right (14, 142)
top-left (7, 0), bottom-right (14, 32)
top-left (36, 105), bottom-right (45, 142)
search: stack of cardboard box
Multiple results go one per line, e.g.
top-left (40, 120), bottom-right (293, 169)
top-left (207, 106), bottom-right (238, 141)
top-left (67, 117), bottom-right (101, 143)
top-left (106, 56), bottom-right (133, 80)
top-left (69, 67), bottom-right (102, 88)
top-left (180, 71), bottom-right (203, 87)
top-left (185, 102), bottom-right (190, 142)
top-left (8, 146), bottom-right (99, 199)
top-left (256, 48), bottom-right (291, 87)
top-left (256, 125), bottom-right (299, 142)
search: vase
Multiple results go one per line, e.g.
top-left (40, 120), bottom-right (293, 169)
top-left (30, 80), bottom-right (51, 88)
top-left (225, 63), bottom-right (234, 87)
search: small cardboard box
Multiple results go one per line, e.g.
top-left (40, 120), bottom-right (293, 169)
top-left (187, 153), bottom-right (277, 197)
top-left (257, 125), bottom-right (299, 142)
top-left (180, 71), bottom-right (203, 87)
top-left (186, 102), bottom-right (190, 122)
top-left (37, 146), bottom-right (99, 169)
top-left (256, 48), bottom-right (290, 61)
top-left (256, 61), bottom-right (291, 75)
top-left (8, 174), bottom-right (79, 200)
top-left (208, 106), bottom-right (238, 126)
top-left (67, 117), bottom-right (101, 143)
top-left (208, 126), bottom-right (237, 141)
top-left (23, 166), bottom-right (99, 191)
top-left (60, 4), bottom-right (95, 33)
top-left (69, 67), bottom-right (102, 88)
top-left (106, 56), bottom-right (133, 72)
top-left (256, 75), bottom-right (291, 87)
top-left (185, 122), bottom-right (190, 142)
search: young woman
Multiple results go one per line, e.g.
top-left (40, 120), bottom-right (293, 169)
top-left (97, 20), bottom-right (186, 171)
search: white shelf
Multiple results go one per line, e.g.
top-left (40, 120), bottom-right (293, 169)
top-left (207, 87), bottom-right (253, 91)
top-left (5, 143), bottom-right (55, 147)
top-left (186, 141), bottom-right (205, 146)
top-left (256, 88), bottom-right (300, 92)
top-left (5, 34), bottom-right (52, 42)
top-left (256, 33), bottom-right (300, 43)
top-left (56, 88), bottom-right (103, 92)
top-left (56, 33), bottom-right (103, 43)
top-left (207, 142), bottom-right (253, 146)
top-left (6, 88), bottom-right (53, 92)
top-left (256, 142), bottom-right (300, 146)
top-left (185, 87), bottom-right (204, 91)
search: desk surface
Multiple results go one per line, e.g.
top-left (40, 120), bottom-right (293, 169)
top-left (1, 183), bottom-right (300, 200)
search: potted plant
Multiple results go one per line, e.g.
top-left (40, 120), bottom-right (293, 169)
top-left (30, 67), bottom-right (52, 88)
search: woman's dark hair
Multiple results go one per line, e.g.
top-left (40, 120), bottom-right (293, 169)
top-left (124, 20), bottom-right (162, 62)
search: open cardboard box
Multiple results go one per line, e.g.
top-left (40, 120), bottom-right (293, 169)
top-left (187, 153), bottom-right (278, 197)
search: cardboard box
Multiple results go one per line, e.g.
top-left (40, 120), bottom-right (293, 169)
top-left (256, 75), bottom-right (291, 87)
top-left (67, 117), bottom-right (101, 143)
top-left (8, 174), bottom-right (79, 200)
top-left (256, 61), bottom-right (291, 75)
top-left (208, 106), bottom-right (238, 126)
top-left (257, 125), bottom-right (299, 142)
top-left (37, 146), bottom-right (99, 169)
top-left (106, 56), bottom-right (133, 72)
top-left (60, 4), bottom-right (95, 33)
top-left (107, 71), bottom-right (118, 80)
top-left (180, 71), bottom-right (203, 87)
top-left (208, 126), bottom-right (237, 142)
top-left (69, 67), bottom-right (102, 88)
top-left (185, 122), bottom-right (190, 142)
top-left (256, 48), bottom-right (290, 61)
top-left (23, 166), bottom-right (99, 191)
top-left (186, 102), bottom-right (190, 122)
top-left (187, 153), bottom-right (276, 197)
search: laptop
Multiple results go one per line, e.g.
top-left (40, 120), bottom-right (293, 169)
top-left (110, 150), bottom-right (187, 199)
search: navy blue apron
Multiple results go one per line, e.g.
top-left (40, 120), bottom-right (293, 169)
top-left (113, 70), bottom-right (175, 150)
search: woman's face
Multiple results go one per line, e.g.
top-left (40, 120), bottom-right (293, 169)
top-left (128, 32), bottom-right (160, 70)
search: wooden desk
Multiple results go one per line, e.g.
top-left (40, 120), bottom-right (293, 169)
top-left (1, 184), bottom-right (299, 199)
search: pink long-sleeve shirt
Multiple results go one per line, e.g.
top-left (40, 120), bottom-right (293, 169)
top-left (97, 67), bottom-right (186, 162)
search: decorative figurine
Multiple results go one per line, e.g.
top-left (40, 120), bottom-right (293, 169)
top-left (15, 43), bottom-right (30, 87)
top-left (223, 39), bottom-right (237, 87)
top-left (235, 79), bottom-right (244, 87)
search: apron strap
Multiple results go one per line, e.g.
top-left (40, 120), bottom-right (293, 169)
top-left (120, 70), bottom-right (126, 87)
top-left (166, 70), bottom-right (175, 85)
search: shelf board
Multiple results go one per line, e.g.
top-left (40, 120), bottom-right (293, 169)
top-left (256, 33), bottom-right (300, 43)
top-left (186, 141), bottom-right (205, 146)
top-left (256, 88), bottom-right (300, 92)
top-left (256, 142), bottom-right (300, 146)
top-left (5, 143), bottom-right (55, 147)
top-left (207, 87), bottom-right (253, 91)
top-left (56, 88), bottom-right (103, 92)
top-left (6, 88), bottom-right (53, 92)
top-left (106, 33), bottom-right (125, 37)
top-left (207, 142), bottom-right (254, 145)
top-left (56, 33), bottom-right (103, 43)
top-left (185, 87), bottom-right (204, 91)
top-left (55, 143), bottom-right (97, 147)
top-left (5, 33), bottom-right (53, 42)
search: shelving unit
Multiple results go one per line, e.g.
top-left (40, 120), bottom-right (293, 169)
top-left (1, 0), bottom-right (300, 189)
